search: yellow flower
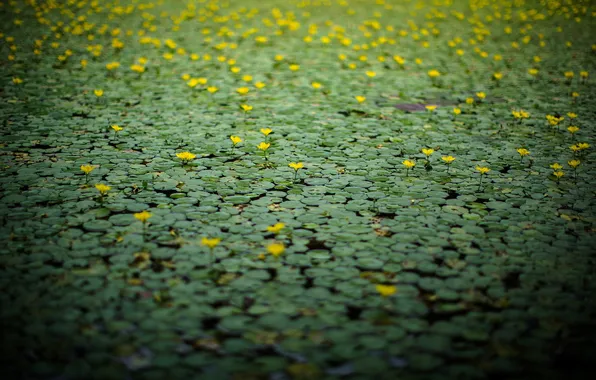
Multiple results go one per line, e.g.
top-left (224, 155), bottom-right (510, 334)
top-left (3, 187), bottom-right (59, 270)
top-left (111, 125), bottom-right (123, 132)
top-left (255, 82), bottom-right (266, 89)
top-left (425, 105), bottom-right (437, 112)
top-left (242, 75), bottom-right (253, 82)
top-left (240, 104), bottom-right (253, 112)
top-left (427, 69), bottom-right (440, 78)
top-left (266, 223), bottom-right (285, 234)
top-left (12, 77), bottom-right (23, 84)
top-left (577, 142), bottom-right (590, 150)
top-left (528, 68), bottom-right (539, 76)
top-left (570, 144), bottom-right (581, 153)
top-left (187, 78), bottom-right (200, 88)
top-left (80, 165), bottom-right (96, 174)
top-left (567, 126), bottom-right (579, 134)
top-left (355, 96), bottom-right (366, 103)
top-left (311, 82), bottom-right (322, 89)
top-left (568, 159), bottom-right (580, 168)
top-left (289, 162), bottom-right (304, 171)
top-left (553, 171), bottom-right (564, 179)
top-left (476, 166), bottom-right (490, 175)
top-left (402, 160), bottom-right (415, 169)
top-left (105, 61), bottom-right (120, 70)
top-left (134, 211), bottom-right (152, 223)
top-left (130, 64), bottom-right (145, 73)
top-left (289, 64), bottom-right (300, 71)
top-left (550, 163), bottom-right (563, 170)
top-left (580, 71), bottom-right (588, 78)
top-left (465, 97), bottom-right (474, 105)
top-left (95, 183), bottom-right (111, 195)
top-left (255, 36), bottom-right (268, 43)
top-left (80, 59), bottom-right (88, 68)
top-left (453, 107), bottom-right (461, 115)
top-left (207, 86), bottom-right (219, 93)
top-left (201, 237), bottom-right (221, 249)
top-left (375, 284), bottom-right (397, 297)
top-left (421, 148), bottom-right (434, 157)
top-left (567, 112), bottom-right (577, 119)
top-left (257, 142), bottom-right (271, 151)
top-left (365, 71), bottom-right (376, 78)
top-left (564, 71), bottom-right (574, 79)
top-left (571, 92), bottom-right (579, 98)
top-left (441, 156), bottom-right (455, 164)
top-left (230, 135), bottom-right (242, 145)
top-left (176, 152), bottom-right (196, 162)
top-left (260, 128), bottom-right (272, 137)
top-left (493, 72), bottom-right (503, 80)
top-left (236, 87), bottom-right (249, 95)
top-left (94, 89), bottom-right (104, 97)
top-left (274, 54), bottom-right (284, 61)
top-left (476, 92), bottom-right (486, 99)
top-left (267, 242), bottom-right (285, 257)
top-left (516, 148), bottom-right (530, 157)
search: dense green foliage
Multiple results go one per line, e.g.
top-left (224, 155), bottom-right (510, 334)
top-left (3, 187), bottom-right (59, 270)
top-left (1, 0), bottom-right (595, 379)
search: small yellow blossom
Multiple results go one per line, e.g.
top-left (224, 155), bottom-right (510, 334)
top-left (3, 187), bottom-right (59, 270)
top-left (267, 242), bottom-right (285, 257)
top-left (12, 77), bottom-right (23, 84)
top-left (207, 86), bottom-right (219, 93)
top-left (240, 104), bottom-right (253, 112)
top-left (427, 69), bottom-right (440, 78)
top-left (476, 166), bottom-right (490, 175)
top-left (106, 61), bottom-right (120, 70)
top-left (289, 162), bottom-right (304, 171)
top-left (425, 105), bottom-right (437, 112)
top-left (111, 125), bottom-right (123, 132)
top-left (476, 92), bottom-right (486, 100)
top-left (80, 165), bottom-right (96, 174)
top-left (95, 184), bottom-right (111, 195)
top-left (365, 71), bottom-right (376, 78)
top-left (355, 96), bottom-right (366, 103)
top-left (311, 82), bottom-right (322, 89)
top-left (176, 152), bottom-right (196, 162)
top-left (257, 142), bottom-right (271, 151)
top-left (553, 171), bottom-right (564, 179)
top-left (516, 148), bottom-right (530, 157)
top-left (255, 82), bottom-right (266, 89)
top-left (94, 89), bottom-right (104, 97)
top-left (230, 135), bottom-right (242, 145)
top-left (568, 159), bottom-right (580, 168)
top-left (289, 64), bottom-right (300, 71)
top-left (130, 64), bottom-right (145, 73)
top-left (550, 163), bottom-right (563, 170)
top-left (201, 237), bottom-right (221, 249)
top-left (441, 156), bottom-right (455, 164)
top-left (567, 126), bottom-right (579, 134)
top-left (375, 284), bottom-right (397, 297)
top-left (577, 142), bottom-right (590, 150)
top-left (266, 223), bottom-right (285, 234)
top-left (236, 87), bottom-right (249, 95)
top-left (421, 148), bottom-right (434, 157)
top-left (260, 128), bottom-right (272, 137)
top-left (134, 211), bottom-right (152, 223)
top-left (402, 160), bottom-right (416, 169)
top-left (453, 108), bottom-right (461, 115)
